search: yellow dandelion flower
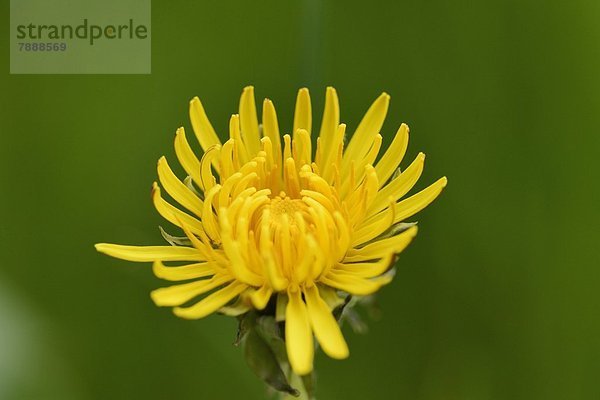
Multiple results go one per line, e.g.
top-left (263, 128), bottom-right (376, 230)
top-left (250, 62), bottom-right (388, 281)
top-left (95, 86), bottom-right (447, 376)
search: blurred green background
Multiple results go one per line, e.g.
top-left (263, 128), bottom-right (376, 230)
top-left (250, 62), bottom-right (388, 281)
top-left (2, 0), bottom-right (600, 399)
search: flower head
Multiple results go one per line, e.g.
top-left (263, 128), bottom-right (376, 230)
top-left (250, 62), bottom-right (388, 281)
top-left (96, 87), bottom-right (446, 375)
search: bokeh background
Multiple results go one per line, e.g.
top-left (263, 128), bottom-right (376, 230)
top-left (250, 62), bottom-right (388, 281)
top-left (1, 0), bottom-right (600, 399)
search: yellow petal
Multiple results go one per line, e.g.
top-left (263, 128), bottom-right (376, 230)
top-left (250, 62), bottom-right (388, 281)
top-left (354, 177), bottom-right (447, 245)
top-left (248, 284), bottom-right (273, 310)
top-left (371, 269), bottom-right (396, 288)
top-left (201, 184), bottom-right (221, 243)
top-left (320, 124), bottom-right (346, 182)
top-left (218, 172), bottom-right (243, 206)
top-left (221, 239), bottom-right (264, 286)
top-left (342, 92), bottom-right (390, 176)
top-left (346, 226), bottom-right (418, 262)
top-left (218, 296), bottom-right (251, 317)
top-left (199, 145), bottom-right (220, 192)
top-left (304, 285), bottom-right (349, 359)
top-left (174, 128), bottom-right (202, 189)
top-left (350, 200), bottom-right (394, 247)
top-left (152, 260), bottom-right (216, 281)
top-left (345, 165), bottom-right (379, 226)
top-left (239, 86), bottom-right (261, 156)
top-left (151, 274), bottom-right (232, 307)
top-left (95, 243), bottom-right (205, 262)
top-left (259, 216), bottom-right (289, 291)
top-left (341, 135), bottom-right (382, 200)
top-left (157, 156), bottom-right (203, 216)
top-left (265, 252), bottom-right (289, 290)
top-left (189, 96), bottom-right (222, 152)
top-left (318, 285), bottom-right (346, 310)
top-left (173, 281), bottom-right (247, 319)
top-left (219, 139), bottom-right (236, 181)
top-left (374, 123), bottom-right (409, 187)
top-left (285, 287), bottom-right (314, 375)
top-left (293, 88), bottom-right (312, 138)
top-left (229, 114), bottom-right (250, 164)
top-left (151, 183), bottom-right (204, 236)
top-left (262, 99), bottom-right (282, 170)
top-left (367, 153), bottom-right (425, 218)
top-left (293, 128), bottom-right (312, 167)
top-left (334, 254), bottom-right (394, 278)
top-left (391, 177), bottom-right (448, 224)
top-left (317, 87), bottom-right (340, 152)
top-left (320, 272), bottom-right (383, 296)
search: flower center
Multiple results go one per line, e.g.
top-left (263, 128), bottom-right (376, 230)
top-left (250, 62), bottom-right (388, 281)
top-left (268, 192), bottom-right (308, 225)
top-left (248, 193), bottom-right (316, 284)
top-left (203, 134), bottom-right (361, 290)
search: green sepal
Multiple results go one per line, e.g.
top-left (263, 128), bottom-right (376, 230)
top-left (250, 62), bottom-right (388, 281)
top-left (342, 307), bottom-right (369, 334)
top-left (255, 316), bottom-right (287, 364)
top-left (220, 297), bottom-right (250, 317)
top-left (240, 313), bottom-right (299, 397)
top-left (159, 226), bottom-right (192, 246)
top-left (183, 176), bottom-right (204, 199)
top-left (380, 221), bottom-right (417, 239)
top-left (332, 294), bottom-right (352, 321)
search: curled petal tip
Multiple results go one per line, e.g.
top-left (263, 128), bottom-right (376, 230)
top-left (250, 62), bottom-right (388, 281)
top-left (151, 260), bottom-right (161, 272)
top-left (150, 181), bottom-right (160, 196)
top-left (149, 290), bottom-right (163, 306)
